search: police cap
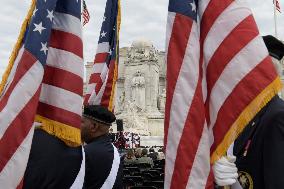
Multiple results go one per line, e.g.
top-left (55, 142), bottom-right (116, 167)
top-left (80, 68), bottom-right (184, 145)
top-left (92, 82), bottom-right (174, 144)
top-left (263, 35), bottom-right (284, 60)
top-left (83, 105), bottom-right (116, 126)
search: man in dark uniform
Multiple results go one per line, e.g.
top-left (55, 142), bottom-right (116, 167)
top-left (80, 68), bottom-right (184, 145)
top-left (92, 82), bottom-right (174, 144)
top-left (23, 128), bottom-right (82, 189)
top-left (232, 35), bottom-right (284, 189)
top-left (81, 105), bottom-right (123, 189)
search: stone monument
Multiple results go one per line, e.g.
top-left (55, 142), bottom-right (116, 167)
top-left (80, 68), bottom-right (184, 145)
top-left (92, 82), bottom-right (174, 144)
top-left (113, 39), bottom-right (165, 137)
top-left (85, 39), bottom-right (166, 138)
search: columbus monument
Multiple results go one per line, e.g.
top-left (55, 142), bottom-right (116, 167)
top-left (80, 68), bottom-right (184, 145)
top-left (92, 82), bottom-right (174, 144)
top-left (85, 39), bottom-right (166, 141)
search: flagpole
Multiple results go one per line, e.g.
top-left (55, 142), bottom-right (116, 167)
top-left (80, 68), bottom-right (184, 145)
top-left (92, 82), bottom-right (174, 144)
top-left (274, 0), bottom-right (278, 38)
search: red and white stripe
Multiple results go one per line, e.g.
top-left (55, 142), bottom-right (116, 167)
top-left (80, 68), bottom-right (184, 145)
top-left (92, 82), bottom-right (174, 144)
top-left (37, 11), bottom-right (83, 128)
top-left (84, 42), bottom-right (114, 106)
top-left (0, 48), bottom-right (44, 188)
top-left (164, 11), bottom-right (211, 189)
top-left (199, 0), bottom-right (278, 156)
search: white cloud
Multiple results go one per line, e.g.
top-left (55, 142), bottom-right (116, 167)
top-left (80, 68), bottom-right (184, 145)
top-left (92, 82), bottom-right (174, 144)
top-left (0, 0), bottom-right (283, 78)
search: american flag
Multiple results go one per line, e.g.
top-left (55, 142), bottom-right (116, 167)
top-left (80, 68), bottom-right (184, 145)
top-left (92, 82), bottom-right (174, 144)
top-left (164, 0), bottom-right (211, 188)
top-left (35, 0), bottom-right (83, 147)
top-left (274, 0), bottom-right (281, 13)
top-left (83, 0), bottom-right (90, 26)
top-left (165, 0), bottom-right (282, 188)
top-left (0, 0), bottom-right (57, 187)
top-left (84, 0), bottom-right (121, 111)
top-left (0, 0), bottom-right (83, 188)
top-left (200, 0), bottom-right (281, 164)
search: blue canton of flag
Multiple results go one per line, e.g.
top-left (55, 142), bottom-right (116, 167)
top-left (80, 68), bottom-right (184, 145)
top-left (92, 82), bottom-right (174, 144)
top-left (24, 0), bottom-right (58, 65)
top-left (168, 0), bottom-right (197, 21)
top-left (98, 0), bottom-right (119, 64)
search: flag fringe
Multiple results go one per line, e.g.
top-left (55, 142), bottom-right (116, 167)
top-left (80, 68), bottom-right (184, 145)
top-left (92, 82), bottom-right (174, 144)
top-left (0, 0), bottom-right (36, 95)
top-left (35, 115), bottom-right (82, 147)
top-left (211, 77), bottom-right (283, 163)
top-left (108, 0), bottom-right (121, 111)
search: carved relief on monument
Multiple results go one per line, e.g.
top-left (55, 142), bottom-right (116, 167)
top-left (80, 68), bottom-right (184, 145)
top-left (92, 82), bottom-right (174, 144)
top-left (123, 101), bottom-right (150, 135)
top-left (126, 39), bottom-right (158, 64)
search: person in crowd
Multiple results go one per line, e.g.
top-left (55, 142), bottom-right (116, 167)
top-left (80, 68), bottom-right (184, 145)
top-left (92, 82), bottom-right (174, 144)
top-left (148, 148), bottom-right (159, 161)
top-left (109, 128), bottom-right (116, 143)
top-left (135, 148), bottom-right (142, 158)
top-left (137, 148), bottom-right (154, 167)
top-left (213, 35), bottom-right (284, 189)
top-left (157, 148), bottom-right (165, 160)
top-left (81, 105), bottom-right (123, 189)
top-left (124, 149), bottom-right (137, 165)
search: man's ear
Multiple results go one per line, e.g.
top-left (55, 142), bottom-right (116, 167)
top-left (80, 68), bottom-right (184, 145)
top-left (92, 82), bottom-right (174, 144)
top-left (90, 122), bottom-right (99, 133)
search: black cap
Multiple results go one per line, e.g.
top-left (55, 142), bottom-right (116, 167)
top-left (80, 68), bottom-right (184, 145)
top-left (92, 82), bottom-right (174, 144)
top-left (83, 105), bottom-right (116, 126)
top-left (263, 35), bottom-right (284, 60)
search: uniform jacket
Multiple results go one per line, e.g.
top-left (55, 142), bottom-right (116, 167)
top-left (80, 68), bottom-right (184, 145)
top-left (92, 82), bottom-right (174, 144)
top-left (233, 96), bottom-right (284, 189)
top-left (83, 134), bottom-right (123, 189)
top-left (23, 129), bottom-right (82, 189)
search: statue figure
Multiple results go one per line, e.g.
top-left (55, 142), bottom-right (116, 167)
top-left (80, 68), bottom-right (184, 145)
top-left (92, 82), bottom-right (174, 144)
top-left (158, 88), bottom-right (166, 112)
top-left (117, 91), bottom-right (125, 113)
top-left (131, 70), bottom-right (146, 110)
top-left (123, 101), bottom-right (149, 135)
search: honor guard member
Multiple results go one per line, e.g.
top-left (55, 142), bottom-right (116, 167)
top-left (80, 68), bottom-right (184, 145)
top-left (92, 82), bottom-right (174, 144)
top-left (213, 35), bottom-right (284, 189)
top-left (81, 105), bottom-right (123, 189)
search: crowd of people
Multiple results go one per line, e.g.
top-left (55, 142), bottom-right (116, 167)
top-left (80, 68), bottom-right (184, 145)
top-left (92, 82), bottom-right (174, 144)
top-left (123, 147), bottom-right (165, 166)
top-left (120, 147), bottom-right (165, 189)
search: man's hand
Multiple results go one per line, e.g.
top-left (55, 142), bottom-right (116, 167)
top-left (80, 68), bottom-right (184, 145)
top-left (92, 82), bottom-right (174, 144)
top-left (213, 155), bottom-right (238, 186)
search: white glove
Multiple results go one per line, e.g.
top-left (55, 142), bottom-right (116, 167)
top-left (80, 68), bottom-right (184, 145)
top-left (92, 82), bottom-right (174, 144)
top-left (213, 155), bottom-right (238, 186)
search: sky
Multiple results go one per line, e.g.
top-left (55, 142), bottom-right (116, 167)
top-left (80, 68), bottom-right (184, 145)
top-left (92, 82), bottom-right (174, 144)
top-left (0, 0), bottom-right (283, 78)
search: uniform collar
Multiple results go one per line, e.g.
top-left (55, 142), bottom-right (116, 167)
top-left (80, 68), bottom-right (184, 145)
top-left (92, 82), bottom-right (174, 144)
top-left (88, 134), bottom-right (110, 144)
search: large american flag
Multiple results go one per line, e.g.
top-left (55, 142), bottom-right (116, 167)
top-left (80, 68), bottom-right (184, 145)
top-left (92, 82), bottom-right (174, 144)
top-left (200, 0), bottom-right (281, 164)
top-left (0, 0), bottom-right (83, 188)
top-left (84, 0), bottom-right (121, 111)
top-left (164, 0), bottom-right (211, 188)
top-left (165, 0), bottom-right (282, 188)
top-left (35, 0), bottom-right (83, 147)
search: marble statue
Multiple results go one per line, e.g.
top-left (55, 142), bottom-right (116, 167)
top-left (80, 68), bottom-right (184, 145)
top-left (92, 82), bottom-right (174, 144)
top-left (123, 101), bottom-right (149, 135)
top-left (131, 70), bottom-right (146, 110)
top-left (158, 88), bottom-right (166, 112)
top-left (117, 91), bottom-right (125, 113)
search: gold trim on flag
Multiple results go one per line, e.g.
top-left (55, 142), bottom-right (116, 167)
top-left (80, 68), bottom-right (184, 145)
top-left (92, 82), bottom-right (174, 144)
top-left (35, 115), bottom-right (82, 147)
top-left (211, 77), bottom-right (283, 163)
